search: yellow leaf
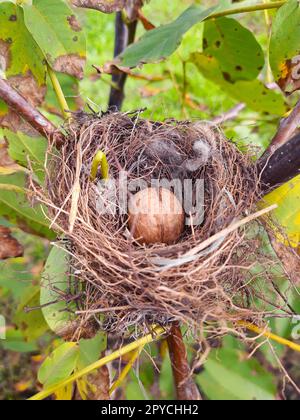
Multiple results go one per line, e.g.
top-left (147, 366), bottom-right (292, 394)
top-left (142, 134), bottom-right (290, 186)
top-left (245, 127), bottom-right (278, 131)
top-left (55, 384), bottom-right (74, 400)
top-left (263, 175), bottom-right (300, 247)
top-left (15, 381), bottom-right (32, 392)
top-left (31, 355), bottom-right (44, 363)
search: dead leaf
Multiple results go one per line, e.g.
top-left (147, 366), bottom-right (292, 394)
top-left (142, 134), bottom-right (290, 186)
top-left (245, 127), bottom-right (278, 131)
top-left (137, 9), bottom-right (155, 30)
top-left (0, 71), bottom-right (46, 134)
top-left (53, 54), bottom-right (85, 80)
top-left (0, 142), bottom-right (22, 175)
top-left (94, 62), bottom-right (164, 81)
top-left (87, 366), bottom-right (110, 400)
top-left (8, 73), bottom-right (46, 107)
top-left (139, 86), bottom-right (166, 98)
top-left (71, 0), bottom-right (126, 13)
top-left (76, 365), bottom-right (110, 400)
top-left (277, 59), bottom-right (300, 95)
top-left (0, 111), bottom-right (39, 136)
top-left (0, 39), bottom-right (11, 71)
top-left (14, 380), bottom-right (32, 393)
top-left (0, 225), bottom-right (23, 260)
top-left (67, 15), bottom-right (82, 32)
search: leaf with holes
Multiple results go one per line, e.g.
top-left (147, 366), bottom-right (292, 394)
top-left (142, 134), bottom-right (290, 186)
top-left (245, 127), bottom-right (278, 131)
top-left (38, 342), bottom-right (79, 389)
top-left (0, 2), bottom-right (45, 84)
top-left (191, 52), bottom-right (287, 115)
top-left (0, 2), bottom-right (46, 130)
top-left (203, 17), bottom-right (264, 82)
top-left (269, 0), bottom-right (300, 94)
top-left (23, 0), bottom-right (86, 79)
top-left (120, 4), bottom-right (218, 67)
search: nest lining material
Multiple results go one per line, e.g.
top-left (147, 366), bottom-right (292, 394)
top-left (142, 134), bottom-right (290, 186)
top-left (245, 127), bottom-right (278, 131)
top-left (37, 111), bottom-right (287, 337)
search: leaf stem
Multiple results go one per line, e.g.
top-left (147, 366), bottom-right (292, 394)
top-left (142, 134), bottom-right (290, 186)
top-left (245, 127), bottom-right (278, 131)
top-left (109, 346), bottom-right (143, 395)
top-left (238, 321), bottom-right (300, 352)
top-left (47, 64), bottom-right (70, 120)
top-left (208, 1), bottom-right (286, 20)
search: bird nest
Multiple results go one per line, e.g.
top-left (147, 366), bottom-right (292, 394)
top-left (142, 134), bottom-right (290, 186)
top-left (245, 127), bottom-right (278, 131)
top-left (36, 110), bottom-right (286, 339)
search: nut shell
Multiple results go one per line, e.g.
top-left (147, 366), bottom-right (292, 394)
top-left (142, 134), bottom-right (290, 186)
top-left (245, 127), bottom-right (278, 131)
top-left (128, 187), bottom-right (185, 245)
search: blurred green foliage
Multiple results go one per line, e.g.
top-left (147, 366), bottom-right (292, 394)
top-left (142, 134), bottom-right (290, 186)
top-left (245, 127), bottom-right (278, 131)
top-left (0, 0), bottom-right (299, 401)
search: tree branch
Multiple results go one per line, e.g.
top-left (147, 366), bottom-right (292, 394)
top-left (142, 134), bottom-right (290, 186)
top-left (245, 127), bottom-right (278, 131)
top-left (212, 103), bottom-right (245, 125)
top-left (108, 12), bottom-right (138, 110)
top-left (166, 322), bottom-right (201, 400)
top-left (262, 99), bottom-right (300, 158)
top-left (0, 78), bottom-right (61, 142)
top-left (258, 132), bottom-right (300, 192)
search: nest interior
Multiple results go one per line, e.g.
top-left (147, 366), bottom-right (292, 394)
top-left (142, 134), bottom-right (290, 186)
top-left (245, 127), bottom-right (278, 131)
top-left (39, 111), bottom-right (288, 337)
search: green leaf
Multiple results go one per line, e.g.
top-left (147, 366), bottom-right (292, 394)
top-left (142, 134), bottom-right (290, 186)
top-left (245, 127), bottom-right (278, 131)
top-left (203, 17), bottom-right (264, 82)
top-left (197, 347), bottom-right (276, 400)
top-left (0, 1), bottom-right (46, 128)
top-left (191, 52), bottom-right (287, 115)
top-left (23, 0), bottom-right (86, 79)
top-left (0, 259), bottom-right (32, 299)
top-left (120, 5), bottom-right (218, 67)
top-left (14, 285), bottom-right (48, 341)
top-left (0, 172), bottom-right (54, 238)
top-left (5, 130), bottom-right (47, 182)
top-left (78, 333), bottom-right (107, 369)
top-left (197, 371), bottom-right (238, 400)
top-left (38, 342), bottom-right (79, 388)
top-left (159, 355), bottom-right (175, 400)
top-left (41, 245), bottom-right (78, 337)
top-left (0, 2), bottom-right (45, 84)
top-left (0, 328), bottom-right (38, 353)
top-left (269, 0), bottom-right (300, 93)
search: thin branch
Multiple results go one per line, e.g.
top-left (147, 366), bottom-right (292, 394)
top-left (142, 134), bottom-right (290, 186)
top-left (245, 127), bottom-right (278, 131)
top-left (212, 103), bottom-right (246, 125)
top-left (262, 99), bottom-right (300, 158)
top-left (108, 12), bottom-right (138, 110)
top-left (167, 323), bottom-right (201, 400)
top-left (207, 1), bottom-right (286, 20)
top-left (137, 9), bottom-right (155, 30)
top-left (239, 321), bottom-right (300, 353)
top-left (109, 346), bottom-right (143, 395)
top-left (0, 78), bottom-right (62, 143)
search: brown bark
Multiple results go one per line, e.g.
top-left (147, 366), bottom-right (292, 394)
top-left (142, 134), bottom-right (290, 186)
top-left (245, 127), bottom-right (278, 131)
top-left (262, 99), bottom-right (300, 158)
top-left (167, 323), bottom-right (201, 400)
top-left (258, 132), bottom-right (300, 192)
top-left (0, 78), bottom-right (63, 144)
